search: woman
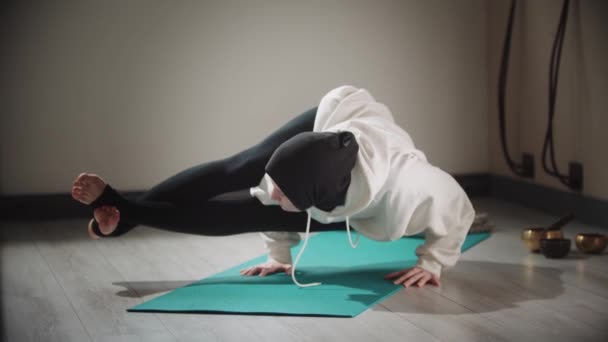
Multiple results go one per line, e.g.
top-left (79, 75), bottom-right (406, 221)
top-left (71, 85), bottom-right (475, 289)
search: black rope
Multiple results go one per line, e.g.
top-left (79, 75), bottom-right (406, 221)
top-left (499, 0), bottom-right (576, 189)
top-left (498, 0), bottom-right (527, 177)
top-left (542, 0), bottom-right (573, 188)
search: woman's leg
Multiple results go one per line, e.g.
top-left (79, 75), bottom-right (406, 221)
top-left (133, 106), bottom-right (319, 205)
top-left (90, 106), bottom-right (336, 236)
top-left (96, 188), bottom-right (345, 236)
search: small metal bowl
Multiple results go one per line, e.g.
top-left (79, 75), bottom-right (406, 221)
top-left (522, 228), bottom-right (564, 253)
top-left (575, 233), bottom-right (607, 254)
top-left (540, 238), bottom-right (571, 258)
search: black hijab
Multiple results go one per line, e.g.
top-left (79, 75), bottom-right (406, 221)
top-left (265, 130), bottom-right (359, 212)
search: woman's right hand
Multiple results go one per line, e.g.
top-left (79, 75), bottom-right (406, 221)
top-left (240, 261), bottom-right (293, 277)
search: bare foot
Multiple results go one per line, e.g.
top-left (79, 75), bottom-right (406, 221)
top-left (71, 173), bottom-right (107, 205)
top-left (93, 205), bottom-right (120, 235)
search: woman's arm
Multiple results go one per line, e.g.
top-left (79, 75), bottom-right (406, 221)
top-left (385, 182), bottom-right (475, 288)
top-left (413, 193), bottom-right (476, 278)
top-left (239, 232), bottom-right (300, 277)
top-left (259, 231), bottom-right (301, 264)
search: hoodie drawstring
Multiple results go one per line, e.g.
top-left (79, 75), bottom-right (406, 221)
top-left (291, 209), bottom-right (321, 287)
top-left (346, 215), bottom-right (360, 248)
top-left (291, 211), bottom-right (359, 288)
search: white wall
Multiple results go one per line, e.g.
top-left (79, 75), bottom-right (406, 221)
top-left (0, 0), bottom-right (488, 195)
top-left (487, 0), bottom-right (608, 201)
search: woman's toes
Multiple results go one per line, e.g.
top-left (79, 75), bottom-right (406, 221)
top-left (80, 175), bottom-right (93, 186)
top-left (78, 175), bottom-right (106, 202)
top-left (76, 174), bottom-right (99, 189)
top-left (82, 174), bottom-right (106, 187)
top-left (109, 209), bottom-right (120, 225)
top-left (72, 173), bottom-right (112, 206)
top-left (72, 188), bottom-right (89, 203)
top-left (75, 173), bottom-right (88, 184)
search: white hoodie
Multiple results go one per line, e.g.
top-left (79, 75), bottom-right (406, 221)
top-left (250, 85), bottom-right (475, 281)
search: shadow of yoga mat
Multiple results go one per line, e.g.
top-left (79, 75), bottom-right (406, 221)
top-left (128, 231), bottom-right (491, 317)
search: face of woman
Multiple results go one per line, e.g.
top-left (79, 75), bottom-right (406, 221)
top-left (270, 180), bottom-right (301, 212)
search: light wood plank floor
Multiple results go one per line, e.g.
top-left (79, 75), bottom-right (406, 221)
top-left (2, 197), bottom-right (607, 342)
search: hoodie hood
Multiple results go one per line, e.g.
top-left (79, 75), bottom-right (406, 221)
top-left (264, 130), bottom-right (360, 287)
top-left (252, 85), bottom-right (444, 287)
top-left (264, 130), bottom-right (359, 212)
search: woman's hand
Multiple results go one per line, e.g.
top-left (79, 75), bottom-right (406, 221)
top-left (240, 261), bottom-right (293, 277)
top-left (384, 266), bottom-right (440, 288)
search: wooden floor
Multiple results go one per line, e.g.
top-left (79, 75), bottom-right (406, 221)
top-left (2, 197), bottom-right (608, 342)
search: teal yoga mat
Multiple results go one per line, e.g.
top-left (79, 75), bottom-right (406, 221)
top-left (128, 231), bottom-right (490, 317)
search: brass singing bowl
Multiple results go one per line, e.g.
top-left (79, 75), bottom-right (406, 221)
top-left (575, 233), bottom-right (607, 254)
top-left (521, 228), bottom-right (564, 253)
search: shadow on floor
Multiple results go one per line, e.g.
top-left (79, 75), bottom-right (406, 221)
top-left (113, 280), bottom-right (196, 298)
top-left (373, 259), bottom-right (568, 315)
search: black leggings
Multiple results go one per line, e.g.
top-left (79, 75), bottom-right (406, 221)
top-left (90, 106), bottom-right (347, 237)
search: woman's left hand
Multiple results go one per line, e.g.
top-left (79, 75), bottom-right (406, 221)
top-left (384, 266), bottom-right (440, 288)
